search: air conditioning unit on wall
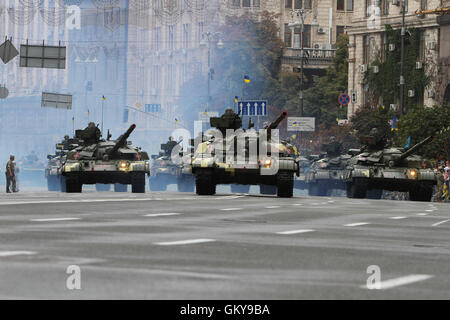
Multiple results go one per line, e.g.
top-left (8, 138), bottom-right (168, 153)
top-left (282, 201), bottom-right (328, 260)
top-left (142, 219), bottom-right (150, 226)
top-left (416, 61), bottom-right (423, 69)
top-left (360, 65), bottom-right (368, 73)
top-left (317, 27), bottom-right (326, 34)
top-left (373, 66), bottom-right (379, 74)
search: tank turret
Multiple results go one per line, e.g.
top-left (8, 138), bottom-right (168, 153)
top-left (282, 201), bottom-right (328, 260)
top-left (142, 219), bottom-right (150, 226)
top-left (75, 122), bottom-right (101, 145)
top-left (392, 135), bottom-right (434, 166)
top-left (210, 108), bottom-right (243, 135)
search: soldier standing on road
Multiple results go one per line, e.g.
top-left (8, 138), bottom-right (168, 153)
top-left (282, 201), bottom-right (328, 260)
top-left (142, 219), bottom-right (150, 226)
top-left (5, 155), bottom-right (17, 193)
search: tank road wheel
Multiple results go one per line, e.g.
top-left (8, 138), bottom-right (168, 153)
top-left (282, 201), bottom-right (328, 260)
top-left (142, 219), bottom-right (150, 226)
top-left (114, 183), bottom-right (128, 192)
top-left (366, 189), bottom-right (383, 200)
top-left (66, 176), bottom-right (82, 193)
top-left (131, 173), bottom-right (146, 193)
top-left (195, 170), bottom-right (216, 196)
top-left (177, 175), bottom-right (195, 193)
top-left (277, 171), bottom-right (294, 198)
top-left (409, 185), bottom-right (433, 202)
top-left (346, 178), bottom-right (367, 199)
top-left (260, 185), bottom-right (277, 195)
top-left (230, 184), bottom-right (250, 194)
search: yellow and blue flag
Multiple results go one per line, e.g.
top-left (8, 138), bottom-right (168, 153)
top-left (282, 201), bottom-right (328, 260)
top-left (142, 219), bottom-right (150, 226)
top-left (102, 95), bottom-right (106, 101)
top-left (404, 136), bottom-right (411, 148)
top-left (234, 96), bottom-right (239, 103)
top-left (391, 115), bottom-right (398, 131)
top-left (244, 75), bottom-right (251, 83)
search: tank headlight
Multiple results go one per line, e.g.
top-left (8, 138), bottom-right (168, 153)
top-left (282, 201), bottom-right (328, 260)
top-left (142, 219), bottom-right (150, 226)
top-left (264, 158), bottom-right (272, 168)
top-left (119, 161), bottom-right (129, 169)
top-left (409, 169), bottom-right (418, 179)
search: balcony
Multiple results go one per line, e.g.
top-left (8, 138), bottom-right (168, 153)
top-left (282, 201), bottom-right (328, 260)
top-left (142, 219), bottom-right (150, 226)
top-left (282, 48), bottom-right (336, 69)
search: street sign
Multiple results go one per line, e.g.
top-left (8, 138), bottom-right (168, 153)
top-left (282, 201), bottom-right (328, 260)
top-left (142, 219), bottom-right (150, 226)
top-left (198, 112), bottom-right (219, 122)
top-left (20, 43), bottom-right (66, 69)
top-left (42, 92), bottom-right (72, 110)
top-left (0, 39), bottom-right (19, 64)
top-left (338, 93), bottom-right (350, 106)
top-left (238, 100), bottom-right (268, 116)
top-left (287, 117), bottom-right (315, 132)
top-left (145, 104), bottom-right (161, 113)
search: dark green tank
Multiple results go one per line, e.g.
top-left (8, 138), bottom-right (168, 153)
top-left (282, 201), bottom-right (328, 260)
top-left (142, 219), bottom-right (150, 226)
top-left (343, 130), bottom-right (436, 201)
top-left (61, 124), bottom-right (150, 193)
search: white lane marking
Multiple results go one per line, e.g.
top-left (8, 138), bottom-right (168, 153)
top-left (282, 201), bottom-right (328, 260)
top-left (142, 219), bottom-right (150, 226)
top-left (30, 217), bottom-right (80, 222)
top-left (220, 208), bottom-right (242, 211)
top-left (154, 239), bottom-right (216, 246)
top-left (276, 229), bottom-right (315, 235)
top-left (265, 206), bottom-right (280, 209)
top-left (362, 274), bottom-right (434, 290)
top-left (425, 210), bottom-right (434, 212)
top-left (215, 195), bottom-right (245, 200)
top-left (144, 213), bottom-right (182, 217)
top-left (417, 213), bottom-right (428, 216)
top-left (389, 216), bottom-right (407, 220)
top-left (0, 251), bottom-right (36, 257)
top-left (432, 219), bottom-right (450, 227)
top-left (344, 222), bottom-right (370, 227)
top-left (292, 204), bottom-right (303, 206)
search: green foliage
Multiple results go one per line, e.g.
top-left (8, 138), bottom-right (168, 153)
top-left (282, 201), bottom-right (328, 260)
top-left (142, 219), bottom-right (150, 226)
top-left (303, 35), bottom-right (349, 127)
top-left (365, 25), bottom-right (430, 110)
top-left (350, 104), bottom-right (395, 142)
top-left (396, 103), bottom-right (450, 160)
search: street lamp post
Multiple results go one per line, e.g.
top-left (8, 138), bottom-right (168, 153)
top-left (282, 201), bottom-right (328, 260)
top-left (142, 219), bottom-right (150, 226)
top-left (289, 10), bottom-right (319, 117)
top-left (200, 32), bottom-right (224, 113)
top-left (399, 0), bottom-right (406, 116)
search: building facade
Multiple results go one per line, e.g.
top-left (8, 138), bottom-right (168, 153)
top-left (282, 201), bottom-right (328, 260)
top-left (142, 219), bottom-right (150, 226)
top-left (346, 0), bottom-right (449, 119)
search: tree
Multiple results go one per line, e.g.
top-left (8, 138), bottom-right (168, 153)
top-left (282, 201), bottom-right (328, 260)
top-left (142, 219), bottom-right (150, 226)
top-left (303, 34), bottom-right (349, 127)
top-left (397, 103), bottom-right (450, 160)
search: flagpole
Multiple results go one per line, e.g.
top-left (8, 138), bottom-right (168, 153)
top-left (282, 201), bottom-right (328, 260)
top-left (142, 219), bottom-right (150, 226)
top-left (101, 96), bottom-right (105, 135)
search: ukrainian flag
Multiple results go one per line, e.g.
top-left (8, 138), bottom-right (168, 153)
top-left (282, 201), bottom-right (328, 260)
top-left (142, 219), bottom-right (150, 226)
top-left (175, 118), bottom-right (179, 124)
top-left (244, 75), bottom-right (251, 83)
top-left (391, 115), bottom-right (398, 131)
top-left (235, 96), bottom-right (239, 103)
top-left (291, 134), bottom-right (297, 139)
top-left (102, 95), bottom-right (106, 101)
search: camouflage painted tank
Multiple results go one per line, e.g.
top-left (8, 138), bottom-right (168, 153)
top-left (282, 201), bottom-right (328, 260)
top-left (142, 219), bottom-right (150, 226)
top-left (343, 129), bottom-right (436, 201)
top-left (149, 137), bottom-right (195, 192)
top-left (45, 135), bottom-right (81, 191)
top-left (191, 109), bottom-right (299, 197)
top-left (61, 123), bottom-right (150, 193)
top-left (305, 138), bottom-right (354, 196)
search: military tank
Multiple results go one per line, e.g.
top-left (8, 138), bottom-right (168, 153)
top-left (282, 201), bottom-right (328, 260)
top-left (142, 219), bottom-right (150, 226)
top-left (45, 136), bottom-right (81, 191)
top-left (61, 123), bottom-right (150, 193)
top-left (305, 138), bottom-right (353, 196)
top-left (149, 137), bottom-right (195, 192)
top-left (191, 109), bottom-right (299, 197)
top-left (343, 129), bottom-right (436, 201)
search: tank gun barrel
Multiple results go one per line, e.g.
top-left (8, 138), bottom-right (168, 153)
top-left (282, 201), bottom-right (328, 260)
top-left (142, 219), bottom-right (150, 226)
top-left (395, 135), bottom-right (433, 164)
top-left (109, 124), bottom-right (136, 155)
top-left (266, 112), bottom-right (287, 131)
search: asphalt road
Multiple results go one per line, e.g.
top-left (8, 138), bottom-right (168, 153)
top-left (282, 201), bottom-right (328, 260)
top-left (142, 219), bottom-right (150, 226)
top-left (0, 188), bottom-right (449, 299)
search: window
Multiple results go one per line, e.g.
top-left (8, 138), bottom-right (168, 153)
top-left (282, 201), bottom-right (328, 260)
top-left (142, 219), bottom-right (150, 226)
top-left (284, 23), bottom-right (292, 47)
top-left (304, 0), bottom-right (312, 9)
top-left (363, 35), bottom-right (371, 64)
top-left (366, 0), bottom-right (372, 17)
top-left (294, 25), bottom-right (311, 48)
top-left (167, 64), bottom-right (174, 92)
top-left (253, 0), bottom-right (260, 7)
top-left (183, 24), bottom-right (190, 49)
top-left (285, 0), bottom-right (292, 9)
top-left (232, 0), bottom-right (240, 7)
top-left (381, 0), bottom-right (389, 15)
top-left (153, 27), bottom-right (160, 51)
top-left (294, 0), bottom-right (302, 9)
top-left (243, 0), bottom-right (251, 7)
top-left (168, 26), bottom-right (175, 51)
top-left (337, 0), bottom-right (345, 11)
top-left (419, 31), bottom-right (426, 61)
top-left (347, 0), bottom-right (353, 11)
top-left (197, 22), bottom-right (204, 44)
top-left (336, 25), bottom-right (345, 39)
top-left (420, 0), bottom-right (427, 10)
top-left (152, 65), bottom-right (160, 90)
